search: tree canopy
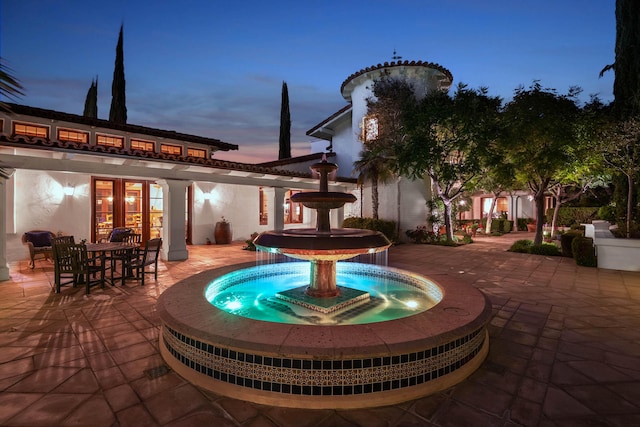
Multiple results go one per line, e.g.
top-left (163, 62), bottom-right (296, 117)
top-left (500, 82), bottom-right (583, 244)
top-left (395, 83), bottom-right (502, 241)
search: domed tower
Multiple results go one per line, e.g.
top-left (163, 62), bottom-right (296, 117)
top-left (307, 58), bottom-right (453, 230)
top-left (309, 60), bottom-right (453, 177)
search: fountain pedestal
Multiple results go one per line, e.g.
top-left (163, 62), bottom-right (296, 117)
top-left (308, 260), bottom-right (339, 297)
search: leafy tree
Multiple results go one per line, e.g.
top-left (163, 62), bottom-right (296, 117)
top-left (109, 25), bottom-right (127, 124)
top-left (599, 0), bottom-right (640, 229)
top-left (476, 154), bottom-right (516, 236)
top-left (278, 81), bottom-right (291, 159)
top-left (396, 83), bottom-right (502, 241)
top-left (547, 99), bottom-right (608, 235)
top-left (0, 58), bottom-right (24, 112)
top-left (501, 82), bottom-right (582, 245)
top-left (355, 76), bottom-right (413, 220)
top-left (596, 117), bottom-right (640, 237)
top-left (83, 77), bottom-right (98, 118)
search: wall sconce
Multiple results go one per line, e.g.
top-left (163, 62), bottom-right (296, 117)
top-left (204, 193), bottom-right (212, 201)
top-left (63, 186), bottom-right (75, 196)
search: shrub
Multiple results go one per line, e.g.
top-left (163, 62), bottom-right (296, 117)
top-left (462, 234), bottom-right (473, 244)
top-left (508, 239), bottom-right (561, 256)
top-left (611, 222), bottom-right (640, 238)
top-left (572, 236), bottom-right (597, 267)
top-left (529, 243), bottom-right (561, 256)
top-left (544, 207), bottom-right (599, 227)
top-left (405, 226), bottom-right (437, 243)
top-left (516, 218), bottom-right (529, 231)
top-left (560, 230), bottom-right (583, 257)
top-left (343, 217), bottom-right (398, 242)
top-left (243, 232), bottom-right (259, 251)
top-left (597, 205), bottom-right (616, 223)
top-left (508, 239), bottom-right (533, 253)
top-left (481, 218), bottom-right (513, 234)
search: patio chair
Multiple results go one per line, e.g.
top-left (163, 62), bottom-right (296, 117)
top-left (122, 238), bottom-right (162, 286)
top-left (22, 230), bottom-right (56, 268)
top-left (52, 242), bottom-right (77, 293)
top-left (110, 233), bottom-right (142, 284)
top-left (54, 243), bottom-right (105, 294)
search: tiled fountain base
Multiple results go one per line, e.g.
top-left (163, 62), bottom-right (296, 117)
top-left (157, 262), bottom-right (492, 409)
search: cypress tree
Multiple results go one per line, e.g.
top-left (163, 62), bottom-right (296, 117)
top-left (601, 0), bottom-right (640, 118)
top-left (83, 77), bottom-right (98, 118)
top-left (109, 25), bottom-right (127, 124)
top-left (278, 81), bottom-right (291, 159)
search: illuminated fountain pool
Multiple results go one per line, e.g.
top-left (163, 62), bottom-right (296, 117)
top-left (206, 262), bottom-right (442, 325)
top-left (158, 158), bottom-right (490, 409)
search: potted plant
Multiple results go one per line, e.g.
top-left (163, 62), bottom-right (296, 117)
top-left (526, 218), bottom-right (537, 232)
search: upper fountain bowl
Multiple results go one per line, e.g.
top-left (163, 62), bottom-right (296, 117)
top-left (291, 191), bottom-right (356, 210)
top-left (253, 228), bottom-right (391, 261)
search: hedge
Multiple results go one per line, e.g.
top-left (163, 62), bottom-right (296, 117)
top-left (342, 217), bottom-right (397, 242)
top-left (545, 207), bottom-right (599, 227)
top-left (572, 236), bottom-right (597, 267)
top-left (481, 218), bottom-right (513, 233)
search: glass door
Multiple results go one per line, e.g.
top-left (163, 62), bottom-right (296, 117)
top-left (150, 184), bottom-right (163, 239)
top-left (94, 180), bottom-right (114, 242)
top-left (124, 182), bottom-right (143, 235)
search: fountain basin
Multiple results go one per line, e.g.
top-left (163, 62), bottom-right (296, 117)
top-left (158, 261), bottom-right (491, 409)
top-left (253, 228), bottom-right (391, 261)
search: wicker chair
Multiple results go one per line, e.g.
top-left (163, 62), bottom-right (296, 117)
top-left (22, 230), bottom-right (56, 268)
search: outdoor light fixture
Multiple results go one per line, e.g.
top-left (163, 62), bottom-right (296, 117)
top-left (63, 186), bottom-right (75, 196)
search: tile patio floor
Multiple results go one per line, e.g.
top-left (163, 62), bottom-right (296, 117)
top-left (1, 232), bottom-right (640, 426)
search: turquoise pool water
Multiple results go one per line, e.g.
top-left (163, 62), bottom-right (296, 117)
top-left (205, 262), bottom-right (442, 325)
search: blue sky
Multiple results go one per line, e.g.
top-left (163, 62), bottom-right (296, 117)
top-left (1, 0), bottom-right (615, 163)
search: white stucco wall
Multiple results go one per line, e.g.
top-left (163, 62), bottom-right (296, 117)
top-left (7, 170), bottom-right (322, 263)
top-left (354, 177), bottom-right (431, 241)
top-left (8, 170), bottom-right (92, 262)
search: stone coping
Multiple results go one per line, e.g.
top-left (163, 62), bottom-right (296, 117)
top-left (157, 262), bottom-right (492, 358)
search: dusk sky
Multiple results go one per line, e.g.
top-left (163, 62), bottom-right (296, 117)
top-left (2, 0), bottom-right (615, 164)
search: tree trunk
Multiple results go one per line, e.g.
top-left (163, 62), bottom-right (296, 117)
top-left (534, 189), bottom-right (546, 245)
top-left (372, 177), bottom-right (379, 220)
top-left (485, 196), bottom-right (498, 236)
top-left (551, 192), bottom-right (561, 238)
top-left (442, 197), bottom-right (454, 242)
top-left (627, 174), bottom-right (633, 238)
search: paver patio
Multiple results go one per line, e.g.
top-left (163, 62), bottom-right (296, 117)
top-left (1, 232), bottom-right (639, 426)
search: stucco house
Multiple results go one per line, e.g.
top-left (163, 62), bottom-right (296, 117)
top-left (0, 103), bottom-right (360, 280)
top-left (1, 59), bottom-right (538, 281)
top-left (307, 60), bottom-right (537, 234)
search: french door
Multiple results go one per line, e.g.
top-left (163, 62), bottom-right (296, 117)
top-left (92, 178), bottom-right (164, 243)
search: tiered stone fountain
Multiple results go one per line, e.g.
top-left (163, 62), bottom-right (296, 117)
top-left (158, 158), bottom-right (491, 409)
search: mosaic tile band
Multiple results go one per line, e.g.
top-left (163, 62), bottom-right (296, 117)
top-left (161, 324), bottom-right (486, 396)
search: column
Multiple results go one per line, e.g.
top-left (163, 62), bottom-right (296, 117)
top-left (157, 179), bottom-right (191, 261)
top-left (0, 167), bottom-right (16, 281)
top-left (264, 187), bottom-right (287, 231)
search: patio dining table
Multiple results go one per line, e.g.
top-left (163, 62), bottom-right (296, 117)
top-left (86, 242), bottom-right (139, 286)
